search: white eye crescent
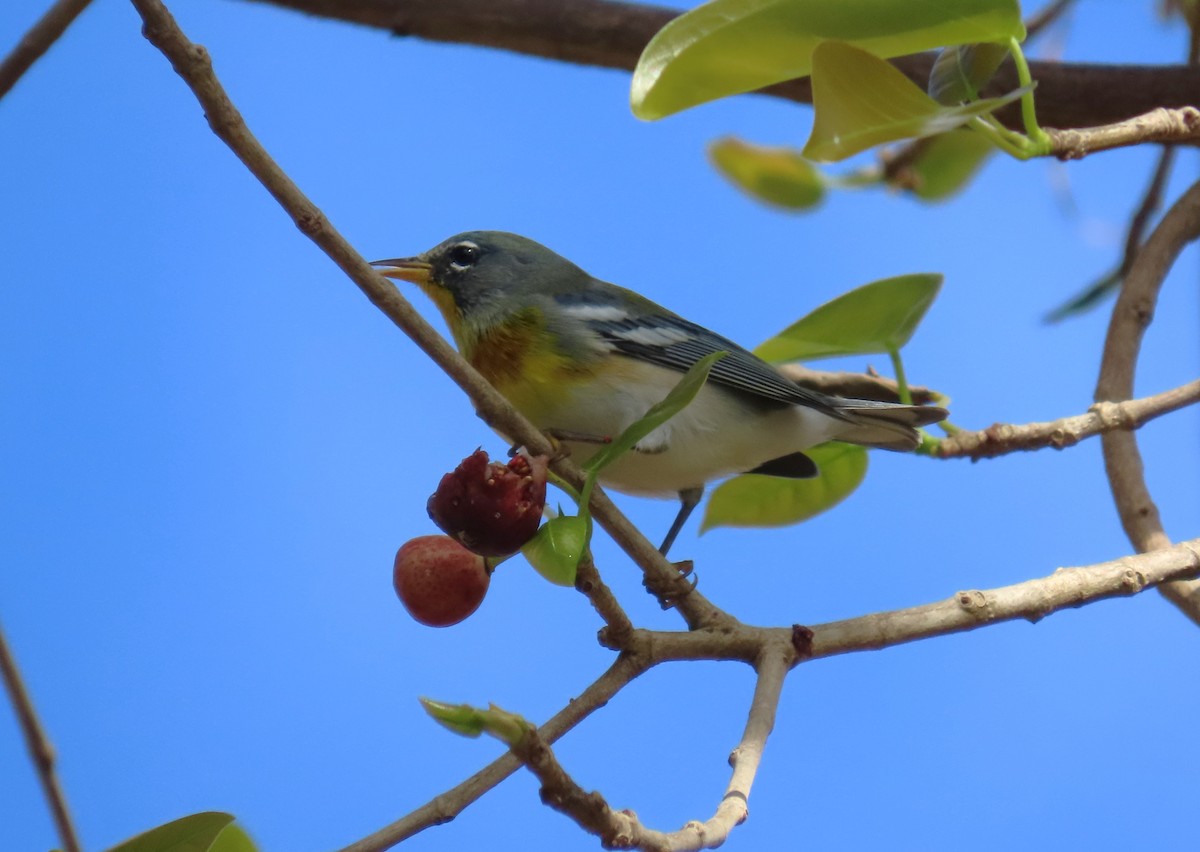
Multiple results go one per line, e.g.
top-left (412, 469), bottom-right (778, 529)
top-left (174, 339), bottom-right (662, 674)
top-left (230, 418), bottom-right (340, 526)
top-left (447, 241), bottom-right (481, 270)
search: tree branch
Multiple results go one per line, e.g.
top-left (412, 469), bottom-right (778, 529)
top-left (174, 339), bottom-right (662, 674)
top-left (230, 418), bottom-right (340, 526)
top-left (508, 640), bottom-right (793, 852)
top-left (338, 653), bottom-right (649, 852)
top-left (616, 539), bottom-right (1200, 664)
top-left (0, 623), bottom-right (81, 852)
top-left (128, 0), bottom-right (732, 634)
top-left (1096, 177), bottom-right (1200, 625)
top-left (240, 0), bottom-right (1200, 132)
top-left (1048, 106), bottom-right (1200, 159)
top-left (935, 378), bottom-right (1200, 460)
top-left (778, 364), bottom-right (938, 405)
top-left (0, 0), bottom-right (92, 100)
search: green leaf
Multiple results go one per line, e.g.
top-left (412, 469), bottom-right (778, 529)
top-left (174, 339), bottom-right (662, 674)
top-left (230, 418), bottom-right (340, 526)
top-left (521, 514), bottom-right (589, 586)
top-left (419, 697), bottom-right (487, 737)
top-left (755, 273), bottom-right (942, 363)
top-left (927, 42), bottom-right (1010, 104)
top-left (803, 41), bottom-right (1029, 162)
top-left (208, 826), bottom-right (257, 852)
top-left (700, 442), bottom-right (867, 531)
top-left (709, 137), bottom-right (826, 210)
top-left (584, 350), bottom-right (728, 475)
top-left (906, 129), bottom-right (995, 200)
top-left (631, 0), bottom-right (1024, 120)
top-left (419, 698), bottom-right (530, 747)
top-left (105, 813), bottom-right (235, 852)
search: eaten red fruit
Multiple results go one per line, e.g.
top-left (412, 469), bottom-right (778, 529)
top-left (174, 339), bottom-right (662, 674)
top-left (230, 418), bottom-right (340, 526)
top-left (393, 535), bottom-right (491, 627)
top-left (427, 449), bottom-right (548, 557)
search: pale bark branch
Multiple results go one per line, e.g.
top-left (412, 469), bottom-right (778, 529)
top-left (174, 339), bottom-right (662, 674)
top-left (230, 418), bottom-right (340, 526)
top-left (0, 0), bottom-right (92, 100)
top-left (240, 0), bottom-right (1200, 132)
top-left (615, 539), bottom-right (1200, 664)
top-left (0, 624), bottom-right (81, 852)
top-left (935, 378), bottom-right (1200, 460)
top-left (128, 0), bottom-right (732, 633)
top-left (1048, 106), bottom-right (1200, 159)
top-left (505, 641), bottom-right (794, 852)
top-left (1096, 177), bottom-right (1200, 625)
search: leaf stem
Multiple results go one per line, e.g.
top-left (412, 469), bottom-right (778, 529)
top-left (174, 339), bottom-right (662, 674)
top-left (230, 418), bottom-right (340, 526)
top-left (887, 346), bottom-right (912, 405)
top-left (1007, 36), bottom-right (1052, 153)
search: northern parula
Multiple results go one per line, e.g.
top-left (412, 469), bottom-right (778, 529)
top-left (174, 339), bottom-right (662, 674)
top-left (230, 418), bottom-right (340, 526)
top-left (374, 231), bottom-right (947, 554)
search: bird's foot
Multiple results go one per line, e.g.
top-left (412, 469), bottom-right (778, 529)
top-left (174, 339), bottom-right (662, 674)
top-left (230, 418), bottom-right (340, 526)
top-left (644, 560), bottom-right (697, 611)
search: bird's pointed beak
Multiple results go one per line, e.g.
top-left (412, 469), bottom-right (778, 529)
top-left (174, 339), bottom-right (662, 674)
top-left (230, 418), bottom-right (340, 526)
top-left (370, 256), bottom-right (434, 285)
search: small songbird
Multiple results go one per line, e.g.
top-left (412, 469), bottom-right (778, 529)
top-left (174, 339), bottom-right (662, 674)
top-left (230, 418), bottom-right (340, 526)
top-left (374, 231), bottom-right (946, 554)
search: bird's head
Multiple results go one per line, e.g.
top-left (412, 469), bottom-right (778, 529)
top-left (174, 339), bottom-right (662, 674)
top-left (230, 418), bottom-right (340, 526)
top-left (372, 231), bottom-right (590, 326)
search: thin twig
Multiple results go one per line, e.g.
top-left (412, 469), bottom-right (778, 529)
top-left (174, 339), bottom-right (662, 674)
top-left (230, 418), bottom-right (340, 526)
top-left (935, 378), bottom-right (1200, 460)
top-left (674, 641), bottom-right (791, 849)
top-left (778, 364), bottom-right (938, 405)
top-left (1048, 106), bottom-right (1200, 159)
top-left (0, 624), bottom-right (82, 852)
top-left (508, 640), bottom-right (794, 852)
top-left (0, 0), bottom-right (92, 100)
top-left (574, 553), bottom-right (634, 644)
top-left (128, 0), bottom-right (732, 633)
top-left (1096, 177), bottom-right (1200, 625)
top-left (1046, 144), bottom-right (1177, 320)
top-left (338, 653), bottom-right (649, 852)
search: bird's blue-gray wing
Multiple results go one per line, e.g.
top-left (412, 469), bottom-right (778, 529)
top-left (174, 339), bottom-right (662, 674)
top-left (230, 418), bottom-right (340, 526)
top-left (551, 289), bottom-right (848, 419)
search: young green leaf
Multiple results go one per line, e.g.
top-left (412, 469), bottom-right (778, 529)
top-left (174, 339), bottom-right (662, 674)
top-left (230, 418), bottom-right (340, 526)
top-left (418, 699), bottom-right (531, 747)
top-left (709, 137), bottom-right (826, 210)
top-left (631, 0), bottom-right (1024, 120)
top-left (700, 442), bottom-right (867, 531)
top-left (584, 350), bottom-right (728, 476)
top-left (803, 41), bottom-right (1030, 162)
top-left (419, 698), bottom-right (487, 737)
top-left (754, 273), bottom-right (942, 363)
top-left (522, 514), bottom-right (589, 586)
top-left (105, 813), bottom-right (235, 852)
top-left (904, 130), bottom-right (995, 200)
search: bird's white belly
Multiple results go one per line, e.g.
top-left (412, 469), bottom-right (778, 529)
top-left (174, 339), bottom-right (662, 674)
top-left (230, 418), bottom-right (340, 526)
top-left (543, 367), bottom-right (842, 497)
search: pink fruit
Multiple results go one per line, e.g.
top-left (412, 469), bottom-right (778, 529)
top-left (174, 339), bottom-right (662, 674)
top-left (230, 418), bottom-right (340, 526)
top-left (427, 449), bottom-right (548, 557)
top-left (393, 535), bottom-right (491, 627)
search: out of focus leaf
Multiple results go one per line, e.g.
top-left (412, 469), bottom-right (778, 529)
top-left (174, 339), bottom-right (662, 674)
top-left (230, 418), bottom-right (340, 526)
top-left (700, 443), bottom-right (867, 531)
top-left (804, 41), bottom-right (1029, 162)
top-left (928, 42), bottom-right (1011, 104)
top-left (755, 273), bottom-right (942, 363)
top-left (709, 137), bottom-right (825, 210)
top-left (106, 813), bottom-right (235, 852)
top-left (907, 130), bottom-right (995, 200)
top-left (631, 0), bottom-right (1025, 120)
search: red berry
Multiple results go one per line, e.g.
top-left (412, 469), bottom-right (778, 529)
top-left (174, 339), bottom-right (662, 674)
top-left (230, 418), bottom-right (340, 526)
top-left (427, 449), bottom-right (548, 557)
top-left (393, 536), bottom-right (491, 627)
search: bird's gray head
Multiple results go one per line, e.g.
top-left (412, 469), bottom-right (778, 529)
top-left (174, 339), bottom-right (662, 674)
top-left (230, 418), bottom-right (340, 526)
top-left (372, 231), bottom-right (591, 318)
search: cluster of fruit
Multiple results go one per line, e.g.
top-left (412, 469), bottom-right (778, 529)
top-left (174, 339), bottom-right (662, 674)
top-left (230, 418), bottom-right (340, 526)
top-left (393, 450), bottom-right (548, 626)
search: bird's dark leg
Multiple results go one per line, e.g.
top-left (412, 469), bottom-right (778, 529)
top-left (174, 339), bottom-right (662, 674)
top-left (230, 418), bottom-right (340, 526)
top-left (659, 487), bottom-right (703, 556)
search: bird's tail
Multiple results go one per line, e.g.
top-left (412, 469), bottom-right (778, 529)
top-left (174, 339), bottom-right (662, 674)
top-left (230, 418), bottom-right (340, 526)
top-left (831, 399), bottom-right (948, 451)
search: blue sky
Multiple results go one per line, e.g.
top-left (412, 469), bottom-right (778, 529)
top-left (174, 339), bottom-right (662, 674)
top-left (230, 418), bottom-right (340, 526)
top-left (2, 1), bottom-right (1198, 851)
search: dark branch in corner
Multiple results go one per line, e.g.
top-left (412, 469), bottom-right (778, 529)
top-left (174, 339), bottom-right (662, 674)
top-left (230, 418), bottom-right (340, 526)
top-left (242, 0), bottom-right (1200, 131)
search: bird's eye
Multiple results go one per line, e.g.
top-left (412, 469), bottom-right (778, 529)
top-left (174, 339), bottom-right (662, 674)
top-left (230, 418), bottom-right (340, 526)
top-left (447, 243), bottom-right (480, 270)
